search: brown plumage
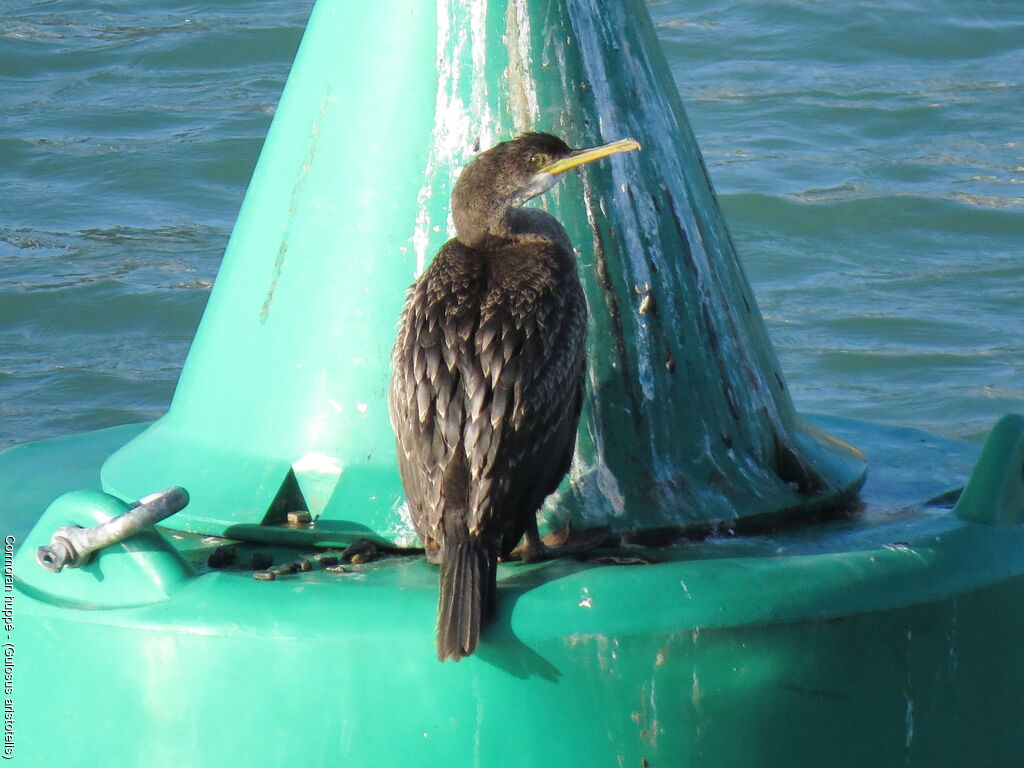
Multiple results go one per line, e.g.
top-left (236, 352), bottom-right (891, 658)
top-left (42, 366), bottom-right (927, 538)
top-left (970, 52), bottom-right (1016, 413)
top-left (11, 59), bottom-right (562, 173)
top-left (389, 132), bottom-right (640, 661)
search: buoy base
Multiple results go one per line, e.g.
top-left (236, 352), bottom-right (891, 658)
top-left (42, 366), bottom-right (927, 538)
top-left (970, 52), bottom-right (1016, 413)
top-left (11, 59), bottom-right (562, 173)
top-left (7, 417), bottom-right (1024, 767)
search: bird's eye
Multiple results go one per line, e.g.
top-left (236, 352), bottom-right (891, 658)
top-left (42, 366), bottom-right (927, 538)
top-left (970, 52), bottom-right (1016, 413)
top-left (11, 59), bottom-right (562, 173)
top-left (531, 153), bottom-right (549, 169)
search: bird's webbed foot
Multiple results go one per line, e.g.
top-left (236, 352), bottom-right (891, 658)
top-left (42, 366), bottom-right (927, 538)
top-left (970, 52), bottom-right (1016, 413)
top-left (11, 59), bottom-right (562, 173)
top-left (515, 521), bottom-right (610, 563)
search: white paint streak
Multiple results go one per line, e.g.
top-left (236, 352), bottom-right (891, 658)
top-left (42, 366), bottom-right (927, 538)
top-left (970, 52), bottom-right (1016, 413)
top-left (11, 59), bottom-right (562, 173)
top-left (504, 0), bottom-right (540, 129)
top-left (595, 460), bottom-right (626, 516)
top-left (574, 186), bottom-right (626, 519)
top-left (412, 0), bottom-right (512, 277)
top-left (411, 201), bottom-right (432, 277)
top-left (411, 0), bottom-right (478, 274)
top-left (469, 0), bottom-right (494, 149)
top-left (292, 452), bottom-right (342, 476)
top-left (385, 500), bottom-right (420, 548)
top-left (904, 692), bottom-right (915, 749)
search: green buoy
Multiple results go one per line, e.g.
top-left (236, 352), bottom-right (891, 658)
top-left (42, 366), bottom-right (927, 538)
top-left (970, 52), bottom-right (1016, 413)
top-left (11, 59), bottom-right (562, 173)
top-left (98, 0), bottom-right (864, 540)
top-left (6, 0), bottom-right (1024, 765)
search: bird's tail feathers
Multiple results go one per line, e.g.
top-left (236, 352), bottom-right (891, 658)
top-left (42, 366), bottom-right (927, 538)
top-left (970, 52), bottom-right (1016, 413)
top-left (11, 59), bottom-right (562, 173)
top-left (437, 538), bottom-right (497, 662)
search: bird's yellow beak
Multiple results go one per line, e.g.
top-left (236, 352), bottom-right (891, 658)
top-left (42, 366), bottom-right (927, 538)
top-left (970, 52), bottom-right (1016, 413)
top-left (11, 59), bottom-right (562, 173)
top-left (540, 138), bottom-right (642, 175)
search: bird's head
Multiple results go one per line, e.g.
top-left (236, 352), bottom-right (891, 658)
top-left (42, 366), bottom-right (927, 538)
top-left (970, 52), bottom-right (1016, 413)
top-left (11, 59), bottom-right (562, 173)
top-left (451, 132), bottom-right (641, 246)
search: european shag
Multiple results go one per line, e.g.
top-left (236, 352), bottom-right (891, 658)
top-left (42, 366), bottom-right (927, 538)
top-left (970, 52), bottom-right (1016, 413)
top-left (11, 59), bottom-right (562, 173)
top-left (389, 132), bottom-right (641, 661)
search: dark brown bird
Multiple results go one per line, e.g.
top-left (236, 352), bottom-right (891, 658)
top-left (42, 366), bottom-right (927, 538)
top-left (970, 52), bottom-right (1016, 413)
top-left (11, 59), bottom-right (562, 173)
top-left (389, 132), bottom-right (641, 661)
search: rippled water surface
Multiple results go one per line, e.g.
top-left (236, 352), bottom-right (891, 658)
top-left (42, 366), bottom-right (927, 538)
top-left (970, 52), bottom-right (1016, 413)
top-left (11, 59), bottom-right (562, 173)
top-left (1, 0), bottom-right (1022, 449)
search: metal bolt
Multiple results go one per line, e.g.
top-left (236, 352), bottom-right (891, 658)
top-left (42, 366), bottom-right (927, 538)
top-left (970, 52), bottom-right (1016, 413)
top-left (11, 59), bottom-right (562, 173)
top-left (36, 487), bottom-right (190, 573)
top-left (285, 510), bottom-right (312, 527)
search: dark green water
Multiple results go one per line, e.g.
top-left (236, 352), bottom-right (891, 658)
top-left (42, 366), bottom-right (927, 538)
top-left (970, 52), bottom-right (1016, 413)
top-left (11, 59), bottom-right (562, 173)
top-left (1, 1), bottom-right (1021, 449)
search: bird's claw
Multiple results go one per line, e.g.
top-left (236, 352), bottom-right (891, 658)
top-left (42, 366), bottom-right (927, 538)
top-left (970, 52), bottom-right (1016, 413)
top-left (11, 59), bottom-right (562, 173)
top-left (515, 524), bottom-right (610, 562)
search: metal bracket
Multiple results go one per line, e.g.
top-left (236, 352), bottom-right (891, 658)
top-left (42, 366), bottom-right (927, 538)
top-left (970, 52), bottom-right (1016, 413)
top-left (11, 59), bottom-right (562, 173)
top-left (36, 487), bottom-right (190, 573)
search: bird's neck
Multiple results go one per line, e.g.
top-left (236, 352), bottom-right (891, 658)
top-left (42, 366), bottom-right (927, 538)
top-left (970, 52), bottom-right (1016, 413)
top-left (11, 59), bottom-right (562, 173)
top-left (453, 203), bottom-right (568, 253)
top-left (452, 196), bottom-right (514, 250)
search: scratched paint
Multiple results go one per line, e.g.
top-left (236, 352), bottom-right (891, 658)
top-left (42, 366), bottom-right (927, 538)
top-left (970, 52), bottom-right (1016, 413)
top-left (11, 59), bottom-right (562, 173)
top-left (261, 89), bottom-right (331, 323)
top-left (503, 0), bottom-right (539, 129)
top-left (98, 0), bottom-right (864, 543)
top-left (401, 0), bottom-right (863, 538)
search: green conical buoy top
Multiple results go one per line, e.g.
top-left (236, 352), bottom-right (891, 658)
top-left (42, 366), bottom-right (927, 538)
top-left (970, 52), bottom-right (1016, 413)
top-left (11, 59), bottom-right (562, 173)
top-left (101, 0), bottom-right (864, 543)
